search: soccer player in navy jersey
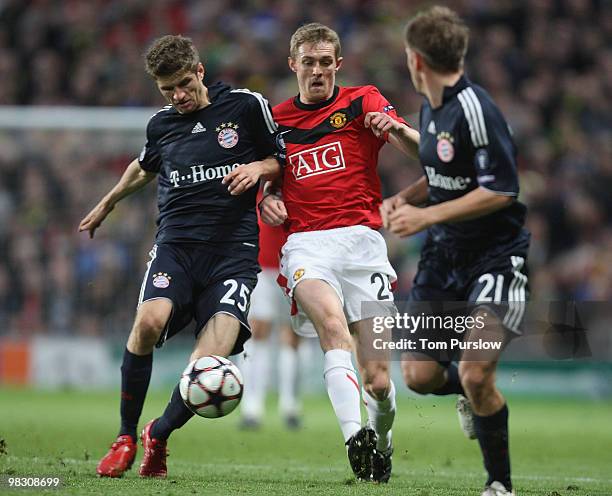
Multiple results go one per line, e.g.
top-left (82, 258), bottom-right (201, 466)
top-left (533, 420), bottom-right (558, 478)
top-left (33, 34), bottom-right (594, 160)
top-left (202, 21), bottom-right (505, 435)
top-left (226, 23), bottom-right (420, 483)
top-left (78, 35), bottom-right (284, 479)
top-left (372, 7), bottom-right (527, 496)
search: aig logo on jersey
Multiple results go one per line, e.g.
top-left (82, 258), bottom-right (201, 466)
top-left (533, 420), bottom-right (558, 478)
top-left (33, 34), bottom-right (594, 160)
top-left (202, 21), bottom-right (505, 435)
top-left (289, 141), bottom-right (346, 180)
top-left (216, 122), bottom-right (239, 149)
top-left (436, 131), bottom-right (455, 163)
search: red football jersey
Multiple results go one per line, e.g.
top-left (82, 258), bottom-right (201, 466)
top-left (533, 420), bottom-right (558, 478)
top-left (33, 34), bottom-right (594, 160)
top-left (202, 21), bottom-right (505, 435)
top-left (272, 85), bottom-right (406, 234)
top-left (257, 190), bottom-right (287, 269)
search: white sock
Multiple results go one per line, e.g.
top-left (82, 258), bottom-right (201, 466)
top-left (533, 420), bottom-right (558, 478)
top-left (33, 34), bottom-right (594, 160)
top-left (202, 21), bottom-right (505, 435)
top-left (323, 349), bottom-right (362, 442)
top-left (241, 339), bottom-right (270, 419)
top-left (278, 345), bottom-right (299, 416)
top-left (362, 380), bottom-right (396, 451)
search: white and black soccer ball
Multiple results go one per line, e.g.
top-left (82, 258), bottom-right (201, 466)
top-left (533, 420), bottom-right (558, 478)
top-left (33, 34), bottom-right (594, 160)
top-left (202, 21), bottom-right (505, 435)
top-left (179, 355), bottom-right (244, 418)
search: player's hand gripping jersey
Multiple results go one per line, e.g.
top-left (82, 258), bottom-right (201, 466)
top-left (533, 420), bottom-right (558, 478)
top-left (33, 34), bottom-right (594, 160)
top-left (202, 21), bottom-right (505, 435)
top-left (273, 85), bottom-right (407, 234)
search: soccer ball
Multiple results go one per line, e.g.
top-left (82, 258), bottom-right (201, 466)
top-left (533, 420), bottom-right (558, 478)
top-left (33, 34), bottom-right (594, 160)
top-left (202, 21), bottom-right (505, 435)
top-left (179, 355), bottom-right (244, 418)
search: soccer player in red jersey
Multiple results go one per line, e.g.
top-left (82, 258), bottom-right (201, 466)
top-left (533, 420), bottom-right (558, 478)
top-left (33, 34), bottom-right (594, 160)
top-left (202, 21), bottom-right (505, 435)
top-left (240, 192), bottom-right (302, 430)
top-left (225, 23), bottom-right (419, 483)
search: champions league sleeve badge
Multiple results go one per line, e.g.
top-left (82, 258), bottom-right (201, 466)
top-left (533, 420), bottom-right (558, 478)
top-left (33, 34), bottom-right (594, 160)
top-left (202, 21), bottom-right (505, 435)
top-left (216, 122), bottom-right (240, 149)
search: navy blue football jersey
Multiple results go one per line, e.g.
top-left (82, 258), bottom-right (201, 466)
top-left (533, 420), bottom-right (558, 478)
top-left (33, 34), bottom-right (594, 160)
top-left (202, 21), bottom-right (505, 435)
top-left (138, 82), bottom-right (284, 259)
top-left (418, 76), bottom-right (526, 248)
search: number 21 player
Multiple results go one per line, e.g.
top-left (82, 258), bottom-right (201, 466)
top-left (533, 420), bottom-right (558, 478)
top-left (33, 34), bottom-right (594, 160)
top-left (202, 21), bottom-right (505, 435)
top-left (375, 7), bottom-right (529, 495)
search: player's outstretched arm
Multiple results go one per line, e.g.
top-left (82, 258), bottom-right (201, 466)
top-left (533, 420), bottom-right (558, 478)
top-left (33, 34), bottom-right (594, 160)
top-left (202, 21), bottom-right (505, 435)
top-left (78, 158), bottom-right (156, 238)
top-left (364, 111), bottom-right (420, 158)
top-left (223, 156), bottom-right (282, 196)
top-left (387, 186), bottom-right (513, 237)
top-left (380, 176), bottom-right (428, 228)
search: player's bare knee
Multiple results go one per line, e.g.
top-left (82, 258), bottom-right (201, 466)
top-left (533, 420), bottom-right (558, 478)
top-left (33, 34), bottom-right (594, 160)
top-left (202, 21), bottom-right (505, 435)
top-left (250, 320), bottom-right (271, 340)
top-left (133, 314), bottom-right (166, 347)
top-left (402, 364), bottom-right (437, 394)
top-left (281, 325), bottom-right (300, 348)
top-left (459, 364), bottom-right (492, 398)
top-left (363, 369), bottom-right (390, 400)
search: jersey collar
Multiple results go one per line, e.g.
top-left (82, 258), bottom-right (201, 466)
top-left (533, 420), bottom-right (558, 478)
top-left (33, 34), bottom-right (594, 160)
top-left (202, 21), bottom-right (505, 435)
top-left (442, 75), bottom-right (469, 104)
top-left (293, 86), bottom-right (340, 111)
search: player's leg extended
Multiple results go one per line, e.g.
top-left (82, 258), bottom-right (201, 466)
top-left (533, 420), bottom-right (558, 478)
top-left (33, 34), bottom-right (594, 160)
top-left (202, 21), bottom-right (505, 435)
top-left (122, 299), bottom-right (173, 436)
top-left (240, 318), bottom-right (273, 428)
top-left (278, 322), bottom-right (301, 428)
top-left (351, 318), bottom-right (396, 483)
top-left (294, 279), bottom-right (377, 481)
top-left (401, 355), bottom-right (475, 440)
top-left (151, 313), bottom-right (242, 441)
top-left (401, 356), bottom-right (447, 394)
top-left (96, 298), bottom-right (172, 478)
top-left (140, 314), bottom-right (242, 478)
top-left (459, 310), bottom-right (512, 494)
top-left (294, 279), bottom-right (361, 440)
top-left (351, 319), bottom-right (395, 451)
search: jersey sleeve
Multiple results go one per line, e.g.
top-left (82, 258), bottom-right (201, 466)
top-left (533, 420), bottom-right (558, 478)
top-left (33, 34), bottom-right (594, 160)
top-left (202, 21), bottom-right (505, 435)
top-left (243, 91), bottom-right (286, 166)
top-left (362, 86), bottom-right (409, 142)
top-left (138, 119), bottom-right (162, 173)
top-left (459, 92), bottom-right (519, 196)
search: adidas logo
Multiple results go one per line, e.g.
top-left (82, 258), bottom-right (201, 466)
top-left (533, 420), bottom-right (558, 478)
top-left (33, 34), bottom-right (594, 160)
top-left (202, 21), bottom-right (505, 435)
top-left (191, 122), bottom-right (206, 134)
top-left (427, 120), bottom-right (436, 134)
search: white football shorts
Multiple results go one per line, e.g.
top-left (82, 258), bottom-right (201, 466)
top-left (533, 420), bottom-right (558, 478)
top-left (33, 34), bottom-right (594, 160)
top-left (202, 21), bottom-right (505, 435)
top-left (249, 268), bottom-right (290, 323)
top-left (278, 225), bottom-right (397, 337)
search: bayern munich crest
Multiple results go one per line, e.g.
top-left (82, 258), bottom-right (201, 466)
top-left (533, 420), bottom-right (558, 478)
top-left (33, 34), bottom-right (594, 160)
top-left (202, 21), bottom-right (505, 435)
top-left (216, 122), bottom-right (239, 149)
top-left (152, 272), bottom-right (171, 288)
top-left (436, 131), bottom-right (455, 163)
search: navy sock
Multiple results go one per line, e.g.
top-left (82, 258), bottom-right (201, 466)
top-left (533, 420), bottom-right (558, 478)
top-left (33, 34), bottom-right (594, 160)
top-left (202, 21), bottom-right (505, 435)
top-left (119, 348), bottom-right (153, 441)
top-left (431, 363), bottom-right (465, 396)
top-left (474, 403), bottom-right (511, 490)
top-left (151, 384), bottom-right (194, 441)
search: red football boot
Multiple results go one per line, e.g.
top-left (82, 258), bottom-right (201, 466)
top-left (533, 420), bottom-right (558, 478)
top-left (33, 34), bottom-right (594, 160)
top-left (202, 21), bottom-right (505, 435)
top-left (139, 419), bottom-right (168, 478)
top-left (96, 435), bottom-right (137, 478)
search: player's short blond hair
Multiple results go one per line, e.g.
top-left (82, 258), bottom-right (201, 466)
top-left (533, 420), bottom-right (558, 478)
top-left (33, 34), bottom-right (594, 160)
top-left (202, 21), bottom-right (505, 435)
top-left (290, 23), bottom-right (341, 60)
top-left (404, 6), bottom-right (469, 74)
top-left (145, 35), bottom-right (200, 78)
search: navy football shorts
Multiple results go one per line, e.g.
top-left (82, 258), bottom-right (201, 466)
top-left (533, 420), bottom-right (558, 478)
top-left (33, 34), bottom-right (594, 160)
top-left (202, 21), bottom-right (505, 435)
top-left (138, 243), bottom-right (259, 355)
top-left (404, 230), bottom-right (530, 363)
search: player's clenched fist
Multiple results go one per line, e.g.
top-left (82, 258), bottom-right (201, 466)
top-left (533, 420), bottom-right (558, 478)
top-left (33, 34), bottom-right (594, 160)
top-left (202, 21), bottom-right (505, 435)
top-left (379, 194), bottom-right (406, 229)
top-left (259, 194), bottom-right (287, 226)
top-left (387, 203), bottom-right (432, 237)
top-left (364, 111), bottom-right (401, 139)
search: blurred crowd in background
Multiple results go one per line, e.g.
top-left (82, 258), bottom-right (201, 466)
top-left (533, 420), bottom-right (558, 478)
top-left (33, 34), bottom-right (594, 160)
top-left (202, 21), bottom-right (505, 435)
top-left (0, 0), bottom-right (610, 337)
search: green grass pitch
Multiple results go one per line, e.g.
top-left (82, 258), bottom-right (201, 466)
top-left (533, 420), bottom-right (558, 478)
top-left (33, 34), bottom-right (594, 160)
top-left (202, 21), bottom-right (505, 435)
top-left (0, 388), bottom-right (610, 495)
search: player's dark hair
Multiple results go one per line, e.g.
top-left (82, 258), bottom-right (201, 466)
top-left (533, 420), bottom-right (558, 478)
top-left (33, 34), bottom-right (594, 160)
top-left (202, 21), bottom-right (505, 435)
top-left (290, 23), bottom-right (341, 60)
top-left (145, 35), bottom-right (200, 78)
top-left (404, 6), bottom-right (469, 74)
